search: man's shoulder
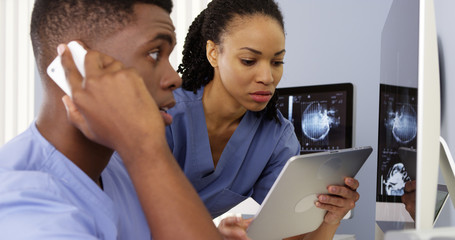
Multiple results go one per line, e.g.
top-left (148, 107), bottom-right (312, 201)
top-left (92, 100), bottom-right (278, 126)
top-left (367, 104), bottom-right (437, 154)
top-left (0, 170), bottom-right (115, 239)
top-left (0, 170), bottom-right (63, 198)
top-left (0, 124), bottom-right (54, 171)
top-left (0, 170), bottom-right (71, 216)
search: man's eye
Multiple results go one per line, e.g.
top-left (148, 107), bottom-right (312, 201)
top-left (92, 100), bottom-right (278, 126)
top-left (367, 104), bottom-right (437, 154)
top-left (148, 50), bottom-right (160, 61)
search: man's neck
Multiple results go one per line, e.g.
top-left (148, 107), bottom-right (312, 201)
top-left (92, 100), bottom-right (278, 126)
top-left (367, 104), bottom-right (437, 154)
top-left (36, 100), bottom-right (113, 184)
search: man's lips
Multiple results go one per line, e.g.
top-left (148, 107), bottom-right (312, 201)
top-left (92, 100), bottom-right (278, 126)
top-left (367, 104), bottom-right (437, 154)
top-left (159, 107), bottom-right (173, 125)
top-left (159, 101), bottom-right (175, 126)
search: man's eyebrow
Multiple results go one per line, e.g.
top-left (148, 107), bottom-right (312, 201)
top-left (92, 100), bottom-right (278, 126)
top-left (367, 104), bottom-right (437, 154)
top-left (239, 47), bottom-right (286, 56)
top-left (153, 33), bottom-right (175, 45)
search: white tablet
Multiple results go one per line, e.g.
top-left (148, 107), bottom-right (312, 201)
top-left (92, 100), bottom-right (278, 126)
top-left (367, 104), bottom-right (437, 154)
top-left (246, 146), bottom-right (373, 240)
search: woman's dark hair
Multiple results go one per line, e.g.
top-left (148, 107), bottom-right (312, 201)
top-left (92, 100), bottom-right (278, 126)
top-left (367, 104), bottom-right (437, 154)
top-left (178, 0), bottom-right (285, 122)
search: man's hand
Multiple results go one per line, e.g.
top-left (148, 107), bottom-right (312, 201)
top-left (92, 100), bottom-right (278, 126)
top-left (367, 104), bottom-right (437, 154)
top-left (402, 180), bottom-right (416, 220)
top-left (59, 42), bottom-right (222, 240)
top-left (316, 177), bottom-right (360, 225)
top-left (59, 43), bottom-right (165, 153)
top-left (218, 216), bottom-right (253, 240)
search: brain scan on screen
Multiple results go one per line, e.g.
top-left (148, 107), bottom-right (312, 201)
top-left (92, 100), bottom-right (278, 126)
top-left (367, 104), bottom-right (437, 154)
top-left (385, 104), bottom-right (417, 144)
top-left (301, 102), bottom-right (340, 141)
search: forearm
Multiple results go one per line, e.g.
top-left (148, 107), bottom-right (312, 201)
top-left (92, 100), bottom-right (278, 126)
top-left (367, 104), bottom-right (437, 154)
top-left (118, 135), bottom-right (222, 240)
top-left (300, 222), bottom-right (339, 240)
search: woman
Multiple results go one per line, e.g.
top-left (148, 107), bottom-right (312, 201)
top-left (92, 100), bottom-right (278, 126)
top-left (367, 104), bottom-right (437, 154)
top-left (166, 0), bottom-right (360, 238)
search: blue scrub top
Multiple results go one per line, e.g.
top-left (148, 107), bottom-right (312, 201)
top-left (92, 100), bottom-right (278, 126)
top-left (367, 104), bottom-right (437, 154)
top-left (166, 87), bottom-right (300, 217)
top-left (0, 122), bottom-right (150, 239)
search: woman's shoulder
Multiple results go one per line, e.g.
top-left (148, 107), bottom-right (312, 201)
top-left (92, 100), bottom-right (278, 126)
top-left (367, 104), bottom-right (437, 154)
top-left (173, 87), bottom-right (203, 103)
top-left (250, 110), bottom-right (296, 144)
top-left (168, 88), bottom-right (204, 117)
top-left (260, 110), bottom-right (294, 131)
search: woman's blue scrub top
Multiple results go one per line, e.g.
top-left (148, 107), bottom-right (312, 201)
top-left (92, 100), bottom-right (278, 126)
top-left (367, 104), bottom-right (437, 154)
top-left (166, 87), bottom-right (300, 217)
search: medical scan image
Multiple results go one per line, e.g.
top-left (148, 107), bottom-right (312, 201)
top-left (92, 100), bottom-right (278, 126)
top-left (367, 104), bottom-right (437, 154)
top-left (377, 84), bottom-right (417, 202)
top-left (385, 104), bottom-right (417, 144)
top-left (301, 102), bottom-right (341, 141)
top-left (277, 90), bottom-right (348, 153)
top-left (382, 162), bottom-right (411, 196)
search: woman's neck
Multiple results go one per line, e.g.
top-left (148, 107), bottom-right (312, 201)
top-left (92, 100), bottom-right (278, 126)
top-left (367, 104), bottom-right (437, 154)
top-left (202, 80), bottom-right (246, 129)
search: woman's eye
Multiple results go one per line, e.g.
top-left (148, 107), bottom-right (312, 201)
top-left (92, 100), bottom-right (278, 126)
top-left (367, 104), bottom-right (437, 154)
top-left (273, 60), bottom-right (285, 66)
top-left (148, 50), bottom-right (160, 61)
top-left (241, 59), bottom-right (255, 66)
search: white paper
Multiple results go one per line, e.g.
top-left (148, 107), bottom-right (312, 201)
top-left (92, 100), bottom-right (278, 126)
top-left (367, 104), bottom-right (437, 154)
top-left (213, 197), bottom-right (260, 227)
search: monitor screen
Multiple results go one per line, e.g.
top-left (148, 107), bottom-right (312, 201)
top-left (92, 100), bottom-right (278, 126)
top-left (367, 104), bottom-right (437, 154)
top-left (276, 83), bottom-right (353, 154)
top-left (377, 84), bottom-right (417, 203)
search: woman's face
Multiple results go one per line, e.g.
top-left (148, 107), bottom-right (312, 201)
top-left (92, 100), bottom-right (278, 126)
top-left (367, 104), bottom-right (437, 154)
top-left (209, 14), bottom-right (285, 112)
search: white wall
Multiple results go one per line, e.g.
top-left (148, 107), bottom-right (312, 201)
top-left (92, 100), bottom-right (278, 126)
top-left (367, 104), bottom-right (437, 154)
top-left (0, 0), bottom-right (36, 145)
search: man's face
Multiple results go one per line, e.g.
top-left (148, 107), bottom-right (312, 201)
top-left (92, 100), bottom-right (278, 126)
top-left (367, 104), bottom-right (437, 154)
top-left (91, 3), bottom-right (180, 124)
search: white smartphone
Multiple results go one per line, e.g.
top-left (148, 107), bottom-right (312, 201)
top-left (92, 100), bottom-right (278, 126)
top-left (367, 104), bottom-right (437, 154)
top-left (47, 41), bottom-right (87, 97)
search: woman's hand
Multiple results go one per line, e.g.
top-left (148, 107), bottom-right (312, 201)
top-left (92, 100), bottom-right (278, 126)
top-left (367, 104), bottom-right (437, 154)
top-left (218, 216), bottom-right (253, 240)
top-left (316, 177), bottom-right (360, 225)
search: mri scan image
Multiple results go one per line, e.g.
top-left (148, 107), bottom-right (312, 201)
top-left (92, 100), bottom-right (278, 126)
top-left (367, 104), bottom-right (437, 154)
top-left (385, 104), bottom-right (417, 144)
top-left (301, 101), bottom-right (341, 141)
top-left (278, 92), bottom-right (347, 153)
top-left (383, 162), bottom-right (411, 196)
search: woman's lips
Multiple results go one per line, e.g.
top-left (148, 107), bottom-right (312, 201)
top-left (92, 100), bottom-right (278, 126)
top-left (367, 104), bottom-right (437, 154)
top-left (250, 91), bottom-right (272, 103)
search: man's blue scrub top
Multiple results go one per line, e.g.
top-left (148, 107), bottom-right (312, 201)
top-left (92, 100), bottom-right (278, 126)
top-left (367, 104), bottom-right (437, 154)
top-left (0, 123), bottom-right (150, 239)
top-left (166, 87), bottom-right (300, 217)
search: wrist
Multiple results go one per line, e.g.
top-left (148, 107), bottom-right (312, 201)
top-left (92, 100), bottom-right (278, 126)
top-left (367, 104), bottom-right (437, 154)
top-left (115, 127), bottom-right (168, 165)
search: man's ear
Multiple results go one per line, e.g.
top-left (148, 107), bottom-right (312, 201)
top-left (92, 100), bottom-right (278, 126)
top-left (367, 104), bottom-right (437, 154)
top-left (206, 40), bottom-right (218, 68)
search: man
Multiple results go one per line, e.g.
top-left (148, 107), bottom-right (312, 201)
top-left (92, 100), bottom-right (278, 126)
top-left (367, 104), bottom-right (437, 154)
top-left (0, 0), bottom-right (223, 239)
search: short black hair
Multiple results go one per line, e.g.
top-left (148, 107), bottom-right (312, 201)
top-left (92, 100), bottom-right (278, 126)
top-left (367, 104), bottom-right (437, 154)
top-left (30, 0), bottom-right (173, 76)
top-left (177, 0), bottom-right (285, 122)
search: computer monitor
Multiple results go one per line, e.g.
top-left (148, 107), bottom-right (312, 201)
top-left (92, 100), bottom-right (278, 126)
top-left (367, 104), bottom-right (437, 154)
top-left (276, 83), bottom-right (353, 154)
top-left (377, 0), bottom-right (441, 231)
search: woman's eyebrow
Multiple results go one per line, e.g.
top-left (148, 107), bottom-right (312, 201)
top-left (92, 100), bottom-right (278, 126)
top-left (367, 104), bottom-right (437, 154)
top-left (239, 47), bottom-right (286, 56)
